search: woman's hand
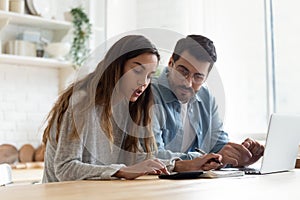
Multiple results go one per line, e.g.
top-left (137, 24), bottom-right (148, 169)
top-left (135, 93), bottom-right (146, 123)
top-left (174, 153), bottom-right (222, 172)
top-left (113, 159), bottom-right (170, 180)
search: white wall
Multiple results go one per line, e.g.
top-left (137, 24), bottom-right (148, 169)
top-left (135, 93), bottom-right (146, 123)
top-left (106, 0), bottom-right (137, 39)
top-left (136, 0), bottom-right (190, 34)
top-left (0, 64), bottom-right (59, 149)
top-left (105, 0), bottom-right (206, 67)
top-left (202, 0), bottom-right (268, 137)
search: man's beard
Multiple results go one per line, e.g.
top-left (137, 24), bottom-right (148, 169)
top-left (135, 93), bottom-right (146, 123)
top-left (174, 85), bottom-right (194, 103)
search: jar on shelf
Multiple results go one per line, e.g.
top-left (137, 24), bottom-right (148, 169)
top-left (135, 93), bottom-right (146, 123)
top-left (36, 43), bottom-right (44, 58)
top-left (0, 0), bottom-right (9, 11)
top-left (9, 0), bottom-right (24, 14)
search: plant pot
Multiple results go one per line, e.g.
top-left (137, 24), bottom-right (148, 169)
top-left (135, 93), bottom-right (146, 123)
top-left (64, 11), bottom-right (73, 22)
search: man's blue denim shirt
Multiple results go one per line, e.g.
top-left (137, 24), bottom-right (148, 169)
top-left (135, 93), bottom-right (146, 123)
top-left (152, 68), bottom-right (229, 160)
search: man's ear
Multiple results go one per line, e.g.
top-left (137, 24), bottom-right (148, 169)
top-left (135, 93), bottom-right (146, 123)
top-left (168, 58), bottom-right (174, 67)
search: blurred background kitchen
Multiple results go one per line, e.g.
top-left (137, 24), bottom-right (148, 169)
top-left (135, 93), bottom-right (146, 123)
top-left (0, 0), bottom-right (299, 164)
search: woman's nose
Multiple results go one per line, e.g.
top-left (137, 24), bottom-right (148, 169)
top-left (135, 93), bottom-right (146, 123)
top-left (137, 79), bottom-right (147, 87)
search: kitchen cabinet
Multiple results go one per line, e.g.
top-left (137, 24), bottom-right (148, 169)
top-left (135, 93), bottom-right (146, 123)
top-left (0, 1), bottom-right (107, 151)
top-left (0, 10), bottom-right (73, 69)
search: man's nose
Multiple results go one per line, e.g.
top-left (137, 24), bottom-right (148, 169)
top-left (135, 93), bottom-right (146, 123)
top-left (183, 75), bottom-right (193, 87)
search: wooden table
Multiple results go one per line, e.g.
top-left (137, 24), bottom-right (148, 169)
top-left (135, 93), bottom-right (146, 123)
top-left (1, 169), bottom-right (300, 200)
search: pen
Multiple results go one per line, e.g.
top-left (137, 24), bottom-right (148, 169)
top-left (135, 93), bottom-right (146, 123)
top-left (194, 147), bottom-right (222, 164)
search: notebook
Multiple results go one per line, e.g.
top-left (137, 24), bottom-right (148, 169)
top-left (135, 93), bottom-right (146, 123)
top-left (239, 113), bottom-right (300, 174)
top-left (200, 170), bottom-right (244, 178)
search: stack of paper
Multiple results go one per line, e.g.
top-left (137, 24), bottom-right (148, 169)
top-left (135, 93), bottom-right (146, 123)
top-left (200, 170), bottom-right (245, 178)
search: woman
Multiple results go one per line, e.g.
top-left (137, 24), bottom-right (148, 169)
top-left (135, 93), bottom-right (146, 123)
top-left (42, 35), bottom-right (221, 182)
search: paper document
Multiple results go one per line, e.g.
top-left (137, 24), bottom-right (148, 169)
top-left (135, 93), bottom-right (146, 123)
top-left (200, 170), bottom-right (245, 178)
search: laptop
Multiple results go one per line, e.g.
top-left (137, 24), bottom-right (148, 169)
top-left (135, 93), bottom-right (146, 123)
top-left (239, 113), bottom-right (300, 174)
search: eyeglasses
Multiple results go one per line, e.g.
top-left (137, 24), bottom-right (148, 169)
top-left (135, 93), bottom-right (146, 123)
top-left (174, 65), bottom-right (206, 84)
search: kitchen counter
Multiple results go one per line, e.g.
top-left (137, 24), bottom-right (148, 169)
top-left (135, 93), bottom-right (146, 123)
top-left (8, 167), bottom-right (43, 186)
top-left (12, 168), bottom-right (43, 184)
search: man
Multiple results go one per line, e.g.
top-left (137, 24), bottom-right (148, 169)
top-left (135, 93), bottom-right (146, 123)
top-left (152, 35), bottom-right (264, 167)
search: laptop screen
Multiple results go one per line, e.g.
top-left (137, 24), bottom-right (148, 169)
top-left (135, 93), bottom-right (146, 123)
top-left (260, 113), bottom-right (300, 174)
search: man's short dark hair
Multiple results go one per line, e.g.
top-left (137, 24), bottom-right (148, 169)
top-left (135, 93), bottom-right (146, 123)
top-left (172, 34), bottom-right (217, 72)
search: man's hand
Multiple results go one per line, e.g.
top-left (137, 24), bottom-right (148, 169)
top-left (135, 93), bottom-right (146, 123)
top-left (218, 139), bottom-right (264, 167)
top-left (242, 138), bottom-right (264, 166)
top-left (218, 142), bottom-right (252, 167)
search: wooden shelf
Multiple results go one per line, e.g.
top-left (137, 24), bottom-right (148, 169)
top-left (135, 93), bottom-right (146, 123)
top-left (0, 11), bottom-right (73, 69)
top-left (0, 10), bottom-right (71, 30)
top-left (0, 54), bottom-right (73, 69)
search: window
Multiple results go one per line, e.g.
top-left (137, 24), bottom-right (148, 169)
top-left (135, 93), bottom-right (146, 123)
top-left (272, 0), bottom-right (300, 113)
top-left (203, 0), bottom-right (300, 139)
top-left (203, 0), bottom-right (268, 137)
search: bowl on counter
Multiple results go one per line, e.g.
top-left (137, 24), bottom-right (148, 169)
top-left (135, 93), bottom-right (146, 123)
top-left (44, 42), bottom-right (71, 60)
top-left (0, 144), bottom-right (18, 164)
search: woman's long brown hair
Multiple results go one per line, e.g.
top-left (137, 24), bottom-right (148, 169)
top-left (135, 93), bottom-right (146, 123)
top-left (42, 35), bottom-right (160, 154)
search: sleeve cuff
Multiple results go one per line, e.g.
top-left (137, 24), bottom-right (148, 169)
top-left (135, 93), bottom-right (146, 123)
top-left (160, 157), bottom-right (181, 172)
top-left (102, 164), bottom-right (126, 180)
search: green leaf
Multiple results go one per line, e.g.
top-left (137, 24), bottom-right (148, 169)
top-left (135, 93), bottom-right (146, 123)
top-left (69, 6), bottom-right (92, 69)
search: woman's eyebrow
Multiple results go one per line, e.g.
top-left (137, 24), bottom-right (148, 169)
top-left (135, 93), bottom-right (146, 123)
top-left (133, 62), bottom-right (145, 70)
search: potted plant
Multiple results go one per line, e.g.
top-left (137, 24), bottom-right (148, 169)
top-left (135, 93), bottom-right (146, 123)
top-left (69, 7), bottom-right (92, 69)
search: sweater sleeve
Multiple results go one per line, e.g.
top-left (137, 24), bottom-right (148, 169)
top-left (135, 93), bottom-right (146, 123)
top-left (53, 134), bottom-right (125, 181)
top-left (44, 106), bottom-right (126, 182)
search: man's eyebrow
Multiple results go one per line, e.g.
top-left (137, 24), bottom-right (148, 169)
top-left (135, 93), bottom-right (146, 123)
top-left (133, 62), bottom-right (145, 70)
top-left (177, 64), bottom-right (206, 76)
